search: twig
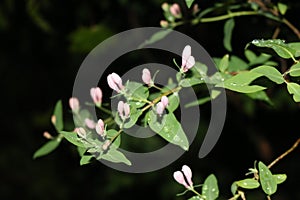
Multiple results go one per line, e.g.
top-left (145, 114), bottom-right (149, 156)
top-left (282, 18), bottom-right (300, 39)
top-left (268, 138), bottom-right (300, 168)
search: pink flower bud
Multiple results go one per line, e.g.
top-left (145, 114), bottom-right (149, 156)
top-left (160, 20), bottom-right (169, 28)
top-left (43, 131), bottom-right (53, 139)
top-left (192, 4), bottom-right (200, 15)
top-left (181, 45), bottom-right (195, 73)
top-left (102, 140), bottom-right (111, 151)
top-left (51, 115), bottom-right (56, 125)
top-left (182, 165), bottom-right (193, 187)
top-left (85, 118), bottom-right (96, 129)
top-left (95, 119), bottom-right (105, 137)
top-left (173, 171), bottom-right (189, 189)
top-left (75, 127), bottom-right (86, 138)
top-left (170, 3), bottom-right (182, 18)
top-left (69, 97), bottom-right (80, 113)
top-left (173, 165), bottom-right (193, 189)
top-left (90, 87), bottom-right (102, 107)
top-left (118, 101), bottom-right (130, 121)
top-left (142, 68), bottom-right (152, 85)
top-left (107, 73), bottom-right (124, 93)
top-left (161, 96), bottom-right (169, 107)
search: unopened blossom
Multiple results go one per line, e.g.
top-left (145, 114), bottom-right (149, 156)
top-left (156, 96), bottom-right (168, 116)
top-left (95, 119), bottom-right (105, 137)
top-left (142, 68), bottom-right (153, 85)
top-left (75, 127), bottom-right (86, 138)
top-left (69, 97), bottom-right (80, 113)
top-left (90, 87), bottom-right (102, 107)
top-left (118, 101), bottom-right (130, 121)
top-left (173, 165), bottom-right (193, 189)
top-left (161, 2), bottom-right (169, 12)
top-left (51, 115), bottom-right (56, 125)
top-left (102, 140), bottom-right (111, 151)
top-left (85, 118), bottom-right (96, 129)
top-left (181, 45), bottom-right (195, 73)
top-left (43, 131), bottom-right (53, 139)
top-left (170, 3), bottom-right (182, 18)
top-left (107, 73), bottom-right (124, 93)
top-left (160, 20), bottom-right (169, 28)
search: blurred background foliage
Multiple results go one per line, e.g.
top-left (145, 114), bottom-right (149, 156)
top-left (1, 0), bottom-right (299, 199)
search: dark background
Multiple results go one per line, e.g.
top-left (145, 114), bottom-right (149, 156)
top-left (1, 0), bottom-right (300, 199)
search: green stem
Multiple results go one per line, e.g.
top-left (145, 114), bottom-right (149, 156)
top-left (198, 11), bottom-right (258, 23)
top-left (110, 129), bottom-right (122, 143)
top-left (98, 106), bottom-right (112, 115)
top-left (190, 188), bottom-right (204, 198)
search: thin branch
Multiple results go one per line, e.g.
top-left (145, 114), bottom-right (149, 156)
top-left (282, 18), bottom-right (300, 39)
top-left (268, 138), bottom-right (300, 168)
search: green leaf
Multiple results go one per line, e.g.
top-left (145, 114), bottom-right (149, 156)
top-left (273, 174), bottom-right (287, 184)
top-left (167, 93), bottom-right (180, 112)
top-left (251, 65), bottom-right (284, 84)
top-left (139, 29), bottom-right (172, 48)
top-left (100, 147), bottom-right (131, 166)
top-left (278, 3), bottom-right (288, 15)
top-left (77, 146), bottom-right (86, 157)
top-left (33, 139), bottom-right (61, 159)
top-left (219, 54), bottom-right (229, 72)
top-left (124, 109), bottom-right (143, 129)
top-left (185, 0), bottom-right (195, 8)
top-left (148, 111), bottom-right (189, 150)
top-left (202, 174), bottom-right (219, 200)
top-left (216, 71), bottom-right (266, 93)
top-left (249, 53), bottom-right (272, 66)
top-left (231, 182), bottom-right (238, 195)
top-left (250, 39), bottom-right (296, 60)
top-left (188, 196), bottom-right (201, 200)
top-left (228, 55), bottom-right (249, 72)
top-left (289, 62), bottom-right (300, 77)
top-left (126, 82), bottom-right (149, 108)
top-left (236, 178), bottom-right (260, 189)
top-left (286, 82), bottom-right (300, 102)
top-left (191, 62), bottom-right (208, 78)
top-left (288, 42), bottom-right (300, 57)
top-left (80, 155), bottom-right (93, 166)
top-left (258, 161), bottom-right (277, 195)
top-left (179, 77), bottom-right (204, 87)
top-left (52, 100), bottom-right (63, 131)
top-left (246, 91), bottom-right (273, 105)
top-left (74, 109), bottom-right (91, 127)
top-left (60, 131), bottom-right (86, 147)
top-left (185, 97), bottom-right (211, 108)
top-left (245, 50), bottom-right (257, 63)
top-left (223, 18), bottom-right (235, 52)
top-left (106, 129), bottom-right (120, 148)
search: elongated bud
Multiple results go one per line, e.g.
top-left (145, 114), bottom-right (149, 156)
top-left (102, 140), bottom-right (111, 151)
top-left (156, 96), bottom-right (169, 116)
top-left (181, 45), bottom-right (195, 73)
top-left (43, 131), bottom-right (53, 139)
top-left (170, 3), bottom-right (182, 18)
top-left (142, 68), bottom-right (152, 85)
top-left (85, 118), bottom-right (96, 129)
top-left (118, 101), bottom-right (130, 121)
top-left (95, 119), bottom-right (105, 137)
top-left (107, 73), bottom-right (124, 93)
top-left (90, 87), bottom-right (102, 107)
top-left (161, 96), bottom-right (169, 107)
top-left (182, 165), bottom-right (193, 187)
top-left (160, 20), bottom-right (169, 28)
top-left (173, 171), bottom-right (189, 189)
top-left (75, 127), bottom-right (86, 138)
top-left (51, 115), bottom-right (56, 125)
top-left (161, 2), bottom-right (169, 12)
top-left (192, 4), bottom-right (200, 15)
top-left (69, 97), bottom-right (80, 113)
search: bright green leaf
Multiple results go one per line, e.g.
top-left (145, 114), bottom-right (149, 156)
top-left (188, 196), bottom-right (201, 200)
top-left (289, 62), bottom-right (300, 77)
top-left (228, 55), bottom-right (249, 72)
top-left (80, 155), bottom-right (93, 166)
top-left (180, 77), bottom-right (204, 87)
top-left (185, 97), bottom-right (211, 108)
top-left (258, 161), bottom-right (277, 195)
top-left (288, 42), bottom-right (300, 57)
top-left (148, 111), bottom-right (189, 150)
top-left (231, 182), bottom-right (238, 195)
top-left (167, 93), bottom-right (180, 112)
top-left (33, 139), bottom-right (61, 159)
top-left (191, 62), bottom-right (208, 78)
top-left (245, 50), bottom-right (257, 63)
top-left (223, 18), bottom-right (235, 52)
top-left (236, 178), bottom-right (260, 189)
top-left (106, 129), bottom-right (120, 148)
top-left (251, 65), bottom-right (284, 84)
top-left (250, 39), bottom-right (296, 60)
top-left (185, 0), bottom-right (195, 8)
top-left (216, 71), bottom-right (266, 93)
top-left (139, 29), bottom-right (172, 48)
top-left (60, 131), bottom-right (86, 147)
top-left (286, 82), bottom-right (300, 102)
top-left (273, 174), bottom-right (287, 184)
top-left (52, 100), bottom-right (63, 131)
top-left (126, 82), bottom-right (149, 108)
top-left (100, 147), bottom-right (131, 166)
top-left (246, 91), bottom-right (273, 105)
top-left (77, 146), bottom-right (86, 157)
top-left (202, 174), bottom-right (219, 200)
top-left (278, 3), bottom-right (288, 15)
top-left (124, 109), bottom-right (143, 129)
top-left (219, 54), bottom-right (229, 72)
top-left (249, 53), bottom-right (272, 66)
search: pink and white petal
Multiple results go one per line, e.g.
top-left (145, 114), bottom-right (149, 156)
top-left (182, 165), bottom-right (193, 187)
top-left (173, 171), bottom-right (189, 188)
